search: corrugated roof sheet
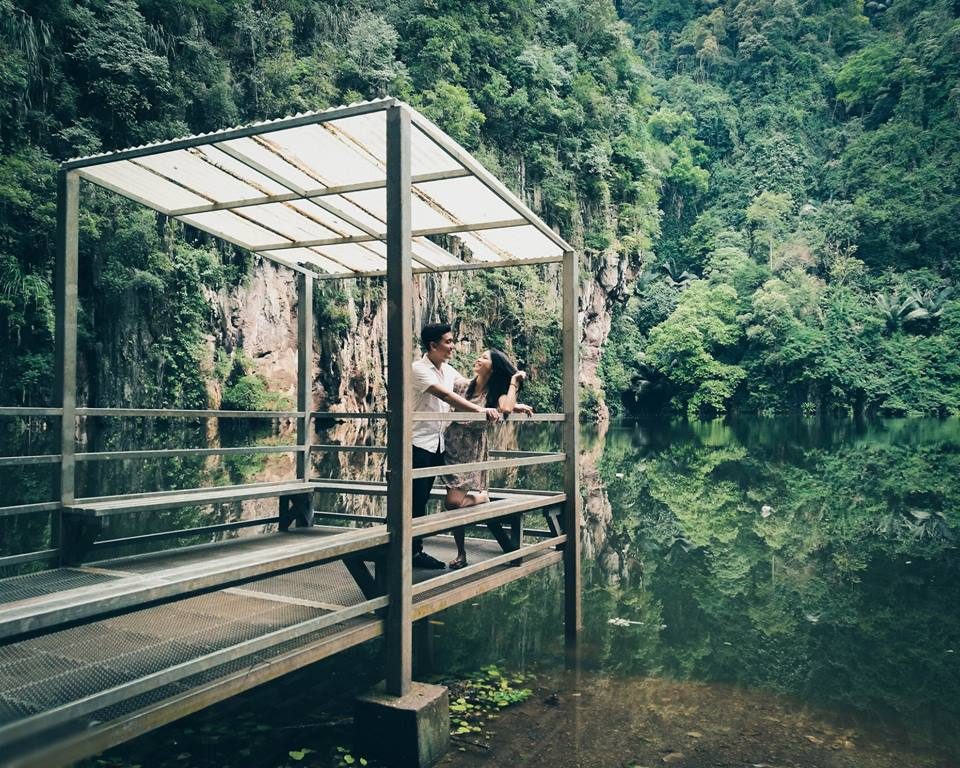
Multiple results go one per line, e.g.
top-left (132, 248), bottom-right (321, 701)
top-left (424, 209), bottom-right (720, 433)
top-left (65, 99), bottom-right (570, 277)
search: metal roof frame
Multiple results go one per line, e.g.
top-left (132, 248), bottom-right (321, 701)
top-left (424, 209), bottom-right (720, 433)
top-left (62, 98), bottom-right (572, 279)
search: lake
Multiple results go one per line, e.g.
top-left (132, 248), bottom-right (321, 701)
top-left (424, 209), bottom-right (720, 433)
top-left (74, 416), bottom-right (960, 768)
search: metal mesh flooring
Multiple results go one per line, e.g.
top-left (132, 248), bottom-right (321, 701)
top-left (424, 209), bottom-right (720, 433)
top-left (91, 526), bottom-right (351, 575)
top-left (0, 530), bottom-right (561, 765)
top-left (237, 559), bottom-right (366, 607)
top-left (0, 569), bottom-right (118, 605)
top-left (0, 589), bottom-right (330, 726)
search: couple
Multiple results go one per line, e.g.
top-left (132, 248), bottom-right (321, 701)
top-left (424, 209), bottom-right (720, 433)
top-left (411, 322), bottom-right (531, 571)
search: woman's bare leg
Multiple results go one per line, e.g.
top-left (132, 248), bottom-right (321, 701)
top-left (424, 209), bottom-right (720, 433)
top-left (445, 488), bottom-right (475, 567)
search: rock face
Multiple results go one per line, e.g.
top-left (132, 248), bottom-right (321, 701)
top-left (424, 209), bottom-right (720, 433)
top-left (206, 260), bottom-right (300, 406)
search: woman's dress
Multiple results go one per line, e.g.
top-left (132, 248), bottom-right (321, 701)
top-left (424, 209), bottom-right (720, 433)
top-left (443, 380), bottom-right (489, 493)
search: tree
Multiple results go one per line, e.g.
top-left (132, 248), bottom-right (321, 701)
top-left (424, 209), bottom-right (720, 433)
top-left (746, 191), bottom-right (793, 269)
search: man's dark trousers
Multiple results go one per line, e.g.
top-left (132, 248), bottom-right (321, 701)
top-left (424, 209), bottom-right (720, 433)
top-left (412, 444), bottom-right (444, 555)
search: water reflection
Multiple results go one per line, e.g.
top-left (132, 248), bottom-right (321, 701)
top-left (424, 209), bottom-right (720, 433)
top-left (434, 417), bottom-right (960, 759)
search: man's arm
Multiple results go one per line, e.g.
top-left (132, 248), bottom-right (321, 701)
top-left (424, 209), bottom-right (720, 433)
top-left (425, 383), bottom-right (500, 421)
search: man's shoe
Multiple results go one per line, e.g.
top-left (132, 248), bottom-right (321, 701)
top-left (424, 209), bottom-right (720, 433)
top-left (412, 551), bottom-right (446, 570)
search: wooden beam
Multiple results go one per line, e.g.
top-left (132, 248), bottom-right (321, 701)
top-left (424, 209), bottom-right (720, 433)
top-left (409, 452), bottom-right (565, 479)
top-left (562, 248), bottom-right (582, 644)
top-left (76, 407), bottom-right (305, 418)
top-left (410, 493), bottom-right (565, 538)
top-left (412, 550), bottom-right (563, 620)
top-left (0, 501), bottom-right (61, 519)
top-left (165, 169), bottom-right (472, 216)
top-left (410, 535), bottom-right (565, 596)
top-left (0, 454), bottom-right (61, 467)
top-left (411, 411), bottom-right (564, 422)
top-left (384, 103), bottom-right (413, 697)
top-left (54, 171), bottom-right (79, 509)
top-left (297, 272), bottom-right (313, 479)
top-left (73, 445), bottom-right (306, 462)
top-left (0, 407), bottom-right (64, 416)
top-left (254, 217), bottom-right (528, 252)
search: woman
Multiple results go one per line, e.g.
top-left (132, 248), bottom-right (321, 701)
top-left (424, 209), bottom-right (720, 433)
top-left (443, 348), bottom-right (529, 570)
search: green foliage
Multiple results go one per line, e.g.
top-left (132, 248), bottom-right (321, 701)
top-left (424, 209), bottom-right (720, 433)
top-left (645, 282), bottom-right (746, 416)
top-left (219, 351), bottom-right (291, 412)
top-left (0, 0), bottom-right (957, 425)
top-left (446, 665), bottom-right (532, 736)
top-left (452, 266), bottom-right (563, 412)
top-left (604, 0), bottom-right (960, 416)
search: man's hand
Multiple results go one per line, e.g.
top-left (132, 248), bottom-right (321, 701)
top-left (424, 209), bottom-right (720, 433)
top-left (483, 407), bottom-right (501, 422)
top-left (514, 403), bottom-right (534, 417)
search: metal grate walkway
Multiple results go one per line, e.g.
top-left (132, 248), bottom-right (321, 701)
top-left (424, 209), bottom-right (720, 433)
top-left (0, 530), bottom-right (563, 768)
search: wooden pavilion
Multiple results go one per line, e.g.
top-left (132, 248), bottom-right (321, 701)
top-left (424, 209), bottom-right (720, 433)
top-left (0, 98), bottom-right (580, 767)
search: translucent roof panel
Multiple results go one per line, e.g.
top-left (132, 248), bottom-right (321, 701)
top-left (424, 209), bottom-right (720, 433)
top-left (257, 123), bottom-right (385, 188)
top-left (454, 225), bottom-right (564, 262)
top-left (134, 150), bottom-right (274, 204)
top-left (413, 176), bottom-right (520, 225)
top-left (180, 210), bottom-right (293, 250)
top-left (313, 242), bottom-right (388, 272)
top-left (77, 161), bottom-right (209, 213)
top-left (412, 238), bottom-right (461, 268)
top-left (261, 247), bottom-right (360, 275)
top-left (239, 203), bottom-right (345, 243)
top-left (287, 199), bottom-right (370, 238)
top-left (65, 99), bottom-right (571, 277)
top-left (214, 136), bottom-right (321, 194)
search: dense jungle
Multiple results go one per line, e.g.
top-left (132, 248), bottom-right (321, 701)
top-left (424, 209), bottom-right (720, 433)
top-left (0, 0), bottom-right (959, 419)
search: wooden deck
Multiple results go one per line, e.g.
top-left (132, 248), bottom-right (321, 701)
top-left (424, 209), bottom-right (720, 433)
top-left (0, 97), bottom-right (582, 767)
top-left (0, 502), bottom-right (565, 767)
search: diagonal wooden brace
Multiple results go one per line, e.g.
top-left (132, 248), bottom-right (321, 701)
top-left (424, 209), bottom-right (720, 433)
top-left (279, 491), bottom-right (314, 531)
top-left (543, 503), bottom-right (563, 539)
top-left (486, 513), bottom-right (523, 565)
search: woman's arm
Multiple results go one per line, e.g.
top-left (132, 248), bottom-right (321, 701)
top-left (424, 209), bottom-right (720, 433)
top-left (497, 371), bottom-right (526, 415)
top-left (426, 383), bottom-right (500, 421)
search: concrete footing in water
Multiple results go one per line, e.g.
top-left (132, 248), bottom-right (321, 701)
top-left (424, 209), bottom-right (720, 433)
top-left (354, 682), bottom-right (450, 767)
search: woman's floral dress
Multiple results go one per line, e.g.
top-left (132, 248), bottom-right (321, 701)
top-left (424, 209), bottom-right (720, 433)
top-left (442, 379), bottom-right (489, 493)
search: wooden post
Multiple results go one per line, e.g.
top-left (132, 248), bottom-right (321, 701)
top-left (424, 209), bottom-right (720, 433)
top-left (54, 170), bottom-right (79, 517)
top-left (562, 248), bottom-right (581, 645)
top-left (385, 103), bottom-right (413, 696)
top-left (296, 271), bottom-right (313, 481)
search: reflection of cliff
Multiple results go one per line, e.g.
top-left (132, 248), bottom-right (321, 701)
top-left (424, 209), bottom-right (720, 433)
top-left (580, 420), bottom-right (626, 583)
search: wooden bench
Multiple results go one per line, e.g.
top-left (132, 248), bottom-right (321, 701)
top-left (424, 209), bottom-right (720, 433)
top-left (61, 480), bottom-right (320, 564)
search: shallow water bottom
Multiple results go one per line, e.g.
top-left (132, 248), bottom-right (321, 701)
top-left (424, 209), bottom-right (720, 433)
top-left (435, 669), bottom-right (957, 768)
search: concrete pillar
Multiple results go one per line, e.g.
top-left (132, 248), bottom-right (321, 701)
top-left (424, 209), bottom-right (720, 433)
top-left (354, 682), bottom-right (449, 767)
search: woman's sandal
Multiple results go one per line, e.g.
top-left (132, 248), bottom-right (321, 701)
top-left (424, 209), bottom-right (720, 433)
top-left (448, 554), bottom-right (468, 570)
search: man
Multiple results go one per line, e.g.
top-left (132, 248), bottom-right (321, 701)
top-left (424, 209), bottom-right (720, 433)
top-left (410, 322), bottom-right (500, 569)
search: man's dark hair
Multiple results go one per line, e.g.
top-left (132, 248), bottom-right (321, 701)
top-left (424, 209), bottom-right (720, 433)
top-left (420, 322), bottom-right (452, 352)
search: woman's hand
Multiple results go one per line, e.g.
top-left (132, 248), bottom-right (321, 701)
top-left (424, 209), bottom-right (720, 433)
top-left (483, 407), bottom-right (501, 422)
top-left (514, 403), bottom-right (534, 417)
top-left (511, 371), bottom-right (527, 388)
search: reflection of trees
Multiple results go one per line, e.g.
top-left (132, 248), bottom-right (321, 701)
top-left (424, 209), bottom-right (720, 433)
top-left (589, 418), bottom-right (960, 752)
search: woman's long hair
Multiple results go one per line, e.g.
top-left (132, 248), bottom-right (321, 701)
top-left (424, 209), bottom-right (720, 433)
top-left (467, 348), bottom-right (521, 408)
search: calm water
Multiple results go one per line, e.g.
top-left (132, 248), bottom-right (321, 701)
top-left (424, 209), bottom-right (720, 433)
top-left (432, 417), bottom-right (960, 766)
top-left (36, 417), bottom-right (960, 765)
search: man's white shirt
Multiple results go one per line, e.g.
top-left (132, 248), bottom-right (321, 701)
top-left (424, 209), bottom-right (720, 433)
top-left (411, 355), bottom-right (464, 453)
